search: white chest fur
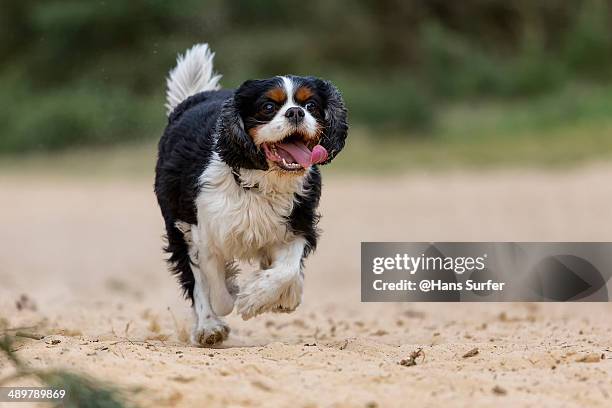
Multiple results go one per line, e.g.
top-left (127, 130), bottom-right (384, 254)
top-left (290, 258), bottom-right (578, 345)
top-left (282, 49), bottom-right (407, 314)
top-left (196, 154), bottom-right (307, 260)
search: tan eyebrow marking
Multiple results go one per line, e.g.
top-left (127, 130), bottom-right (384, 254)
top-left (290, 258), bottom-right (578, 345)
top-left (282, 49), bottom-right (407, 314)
top-left (265, 87), bottom-right (286, 103)
top-left (295, 86), bottom-right (314, 103)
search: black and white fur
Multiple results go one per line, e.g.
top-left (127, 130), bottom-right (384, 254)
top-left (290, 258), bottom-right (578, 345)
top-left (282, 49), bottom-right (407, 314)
top-left (154, 44), bottom-right (348, 346)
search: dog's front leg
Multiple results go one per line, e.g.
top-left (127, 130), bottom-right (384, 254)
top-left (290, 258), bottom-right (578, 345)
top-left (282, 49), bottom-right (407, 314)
top-left (190, 267), bottom-right (230, 346)
top-left (193, 227), bottom-right (235, 317)
top-left (189, 226), bottom-right (234, 346)
top-left (236, 237), bottom-right (306, 320)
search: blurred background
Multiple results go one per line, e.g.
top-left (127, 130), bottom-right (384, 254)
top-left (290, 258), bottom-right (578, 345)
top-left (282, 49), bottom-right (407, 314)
top-left (3, 3), bottom-right (612, 406)
top-left (2, 0), bottom-right (612, 174)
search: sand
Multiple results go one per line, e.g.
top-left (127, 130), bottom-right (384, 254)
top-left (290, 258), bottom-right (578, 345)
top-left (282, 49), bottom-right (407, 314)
top-left (1, 165), bottom-right (612, 407)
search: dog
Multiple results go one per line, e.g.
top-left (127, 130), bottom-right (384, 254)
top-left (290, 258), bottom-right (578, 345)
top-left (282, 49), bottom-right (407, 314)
top-left (154, 44), bottom-right (348, 346)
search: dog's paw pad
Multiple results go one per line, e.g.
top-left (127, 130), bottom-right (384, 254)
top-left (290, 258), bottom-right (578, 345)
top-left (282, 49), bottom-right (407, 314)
top-left (191, 321), bottom-right (230, 347)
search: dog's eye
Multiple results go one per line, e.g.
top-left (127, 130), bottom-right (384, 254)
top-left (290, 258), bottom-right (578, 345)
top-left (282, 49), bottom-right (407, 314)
top-left (261, 102), bottom-right (276, 115)
top-left (304, 101), bottom-right (318, 113)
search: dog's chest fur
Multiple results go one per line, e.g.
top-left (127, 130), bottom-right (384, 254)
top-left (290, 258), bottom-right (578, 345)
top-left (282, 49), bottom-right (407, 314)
top-left (196, 154), bottom-right (307, 259)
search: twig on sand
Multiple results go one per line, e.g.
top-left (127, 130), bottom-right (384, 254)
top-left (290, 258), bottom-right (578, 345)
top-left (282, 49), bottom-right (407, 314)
top-left (14, 331), bottom-right (44, 340)
top-left (399, 348), bottom-right (425, 367)
top-left (462, 348), bottom-right (479, 358)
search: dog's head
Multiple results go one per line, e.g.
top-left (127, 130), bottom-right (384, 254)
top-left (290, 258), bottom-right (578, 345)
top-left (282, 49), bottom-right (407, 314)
top-left (217, 75), bottom-right (348, 173)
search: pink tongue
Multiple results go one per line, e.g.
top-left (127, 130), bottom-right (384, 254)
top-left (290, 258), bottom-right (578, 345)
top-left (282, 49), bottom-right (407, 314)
top-left (311, 144), bottom-right (328, 164)
top-left (277, 141), bottom-right (328, 168)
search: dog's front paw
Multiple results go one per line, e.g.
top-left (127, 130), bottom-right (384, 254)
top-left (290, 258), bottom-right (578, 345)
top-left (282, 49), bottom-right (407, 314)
top-left (236, 269), bottom-right (302, 320)
top-left (191, 318), bottom-right (230, 347)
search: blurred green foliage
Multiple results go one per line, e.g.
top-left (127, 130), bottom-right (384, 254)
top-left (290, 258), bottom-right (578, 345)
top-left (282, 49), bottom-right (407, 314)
top-left (1, 0), bottom-right (612, 153)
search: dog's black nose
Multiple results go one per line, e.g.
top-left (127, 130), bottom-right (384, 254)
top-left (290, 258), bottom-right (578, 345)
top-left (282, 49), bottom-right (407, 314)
top-left (285, 107), bottom-right (305, 123)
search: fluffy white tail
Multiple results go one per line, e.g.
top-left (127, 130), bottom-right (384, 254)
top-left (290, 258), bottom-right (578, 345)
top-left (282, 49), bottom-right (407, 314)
top-left (165, 43), bottom-right (222, 116)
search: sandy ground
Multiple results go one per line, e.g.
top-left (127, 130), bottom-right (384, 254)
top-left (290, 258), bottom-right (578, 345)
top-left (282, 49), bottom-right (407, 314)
top-left (1, 165), bottom-right (612, 408)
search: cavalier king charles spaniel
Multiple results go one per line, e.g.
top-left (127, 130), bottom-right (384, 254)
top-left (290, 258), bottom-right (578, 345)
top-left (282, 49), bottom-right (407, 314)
top-left (154, 44), bottom-right (348, 346)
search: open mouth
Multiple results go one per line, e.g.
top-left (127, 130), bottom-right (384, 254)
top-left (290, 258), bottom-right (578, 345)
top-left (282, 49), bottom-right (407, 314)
top-left (262, 134), bottom-right (328, 172)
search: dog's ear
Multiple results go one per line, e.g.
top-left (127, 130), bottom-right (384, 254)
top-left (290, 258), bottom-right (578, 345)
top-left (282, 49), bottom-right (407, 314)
top-left (317, 79), bottom-right (348, 164)
top-left (216, 98), bottom-right (268, 171)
